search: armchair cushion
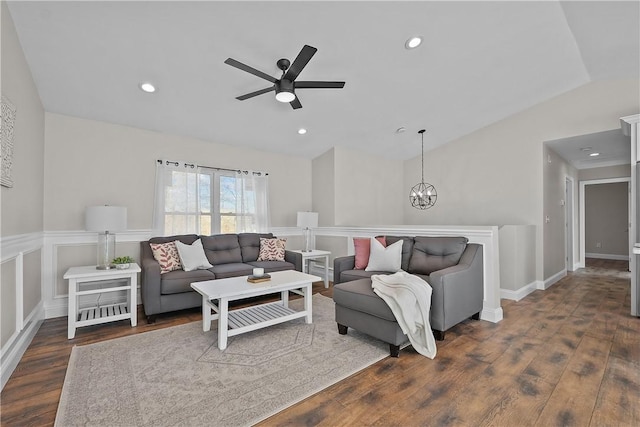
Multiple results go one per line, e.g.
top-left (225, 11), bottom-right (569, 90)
top-left (408, 236), bottom-right (468, 275)
top-left (385, 236), bottom-right (414, 271)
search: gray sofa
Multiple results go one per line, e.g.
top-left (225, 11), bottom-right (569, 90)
top-left (333, 236), bottom-right (483, 356)
top-left (140, 233), bottom-right (302, 322)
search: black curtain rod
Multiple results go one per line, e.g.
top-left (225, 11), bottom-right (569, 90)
top-left (156, 159), bottom-right (268, 176)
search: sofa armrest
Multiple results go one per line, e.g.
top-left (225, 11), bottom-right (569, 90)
top-left (333, 255), bottom-right (356, 284)
top-left (285, 250), bottom-right (303, 272)
top-left (140, 242), bottom-right (162, 316)
top-left (428, 244), bottom-right (483, 331)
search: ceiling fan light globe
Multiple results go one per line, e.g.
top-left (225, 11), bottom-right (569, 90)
top-left (275, 91), bottom-right (296, 103)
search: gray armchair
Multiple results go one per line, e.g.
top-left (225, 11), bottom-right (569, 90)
top-left (332, 236), bottom-right (483, 356)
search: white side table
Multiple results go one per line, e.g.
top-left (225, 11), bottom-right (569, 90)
top-left (63, 264), bottom-right (141, 339)
top-left (290, 250), bottom-right (331, 288)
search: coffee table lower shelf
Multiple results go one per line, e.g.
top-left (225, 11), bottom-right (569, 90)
top-left (227, 302), bottom-right (297, 329)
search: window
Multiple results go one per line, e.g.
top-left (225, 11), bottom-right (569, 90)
top-left (154, 162), bottom-right (270, 236)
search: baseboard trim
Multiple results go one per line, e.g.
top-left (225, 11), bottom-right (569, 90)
top-left (501, 281), bottom-right (538, 301)
top-left (540, 269), bottom-right (567, 290)
top-left (481, 306), bottom-right (504, 323)
top-left (585, 253), bottom-right (629, 261)
top-left (1, 302), bottom-right (44, 391)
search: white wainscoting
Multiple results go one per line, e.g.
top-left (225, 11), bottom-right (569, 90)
top-left (42, 230), bottom-right (155, 319)
top-left (1, 232), bottom-right (45, 390)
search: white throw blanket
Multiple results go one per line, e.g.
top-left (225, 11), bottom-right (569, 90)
top-left (371, 271), bottom-right (437, 359)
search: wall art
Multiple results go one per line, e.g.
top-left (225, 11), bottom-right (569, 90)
top-left (1, 95), bottom-right (16, 188)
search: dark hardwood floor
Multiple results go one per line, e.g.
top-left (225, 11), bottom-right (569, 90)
top-left (2, 259), bottom-right (638, 426)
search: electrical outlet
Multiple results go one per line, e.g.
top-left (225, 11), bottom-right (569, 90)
top-left (596, 242), bottom-right (601, 248)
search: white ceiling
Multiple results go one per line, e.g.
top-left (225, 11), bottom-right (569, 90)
top-left (546, 129), bottom-right (631, 170)
top-left (6, 1), bottom-right (639, 161)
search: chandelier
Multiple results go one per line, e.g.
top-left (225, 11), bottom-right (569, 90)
top-left (409, 129), bottom-right (437, 210)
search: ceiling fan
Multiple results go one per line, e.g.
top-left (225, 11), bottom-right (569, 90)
top-left (224, 45), bottom-right (345, 110)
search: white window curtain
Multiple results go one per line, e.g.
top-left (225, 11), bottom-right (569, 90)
top-left (233, 170), bottom-right (271, 233)
top-left (153, 160), bottom-right (270, 236)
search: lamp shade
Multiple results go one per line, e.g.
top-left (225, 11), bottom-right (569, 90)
top-left (85, 206), bottom-right (127, 232)
top-left (296, 212), bottom-right (318, 228)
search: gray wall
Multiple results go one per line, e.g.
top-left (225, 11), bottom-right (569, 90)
top-left (1, 2), bottom-right (45, 348)
top-left (1, 2), bottom-right (45, 236)
top-left (312, 148), bottom-right (335, 226)
top-left (585, 182), bottom-right (629, 257)
top-left (403, 79), bottom-right (639, 281)
top-left (544, 146), bottom-right (579, 278)
top-left (43, 113), bottom-right (312, 231)
top-left (312, 146), bottom-right (404, 227)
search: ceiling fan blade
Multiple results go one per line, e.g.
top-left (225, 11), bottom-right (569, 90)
top-left (295, 81), bottom-right (345, 89)
top-left (283, 45), bottom-right (317, 81)
top-left (290, 97), bottom-right (302, 110)
top-left (236, 86), bottom-right (275, 100)
top-left (224, 58), bottom-right (277, 83)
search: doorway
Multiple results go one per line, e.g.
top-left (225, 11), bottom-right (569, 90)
top-left (579, 177), bottom-right (631, 268)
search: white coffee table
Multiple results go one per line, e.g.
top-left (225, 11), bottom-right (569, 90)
top-left (191, 270), bottom-right (321, 350)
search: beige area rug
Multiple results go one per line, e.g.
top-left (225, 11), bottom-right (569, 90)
top-left (55, 294), bottom-right (389, 427)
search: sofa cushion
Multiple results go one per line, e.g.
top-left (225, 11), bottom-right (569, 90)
top-left (385, 236), bottom-right (414, 271)
top-left (365, 239), bottom-right (403, 272)
top-left (333, 279), bottom-right (397, 322)
top-left (160, 269), bottom-right (215, 295)
top-left (150, 241), bottom-right (183, 274)
top-left (201, 234), bottom-right (243, 265)
top-left (408, 236), bottom-right (469, 275)
top-left (257, 237), bottom-right (287, 261)
top-left (238, 233), bottom-right (274, 262)
top-left (209, 262), bottom-right (255, 279)
top-left (248, 260), bottom-right (296, 273)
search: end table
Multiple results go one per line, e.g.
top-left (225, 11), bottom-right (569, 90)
top-left (63, 264), bottom-right (140, 339)
top-left (290, 250), bottom-right (330, 288)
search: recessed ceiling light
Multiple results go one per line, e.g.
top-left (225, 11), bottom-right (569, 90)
top-left (580, 147), bottom-right (593, 152)
top-left (405, 36), bottom-right (423, 49)
top-left (298, 128), bottom-right (307, 135)
top-left (589, 152), bottom-right (600, 157)
top-left (396, 127), bottom-right (406, 134)
top-left (139, 82), bottom-right (156, 93)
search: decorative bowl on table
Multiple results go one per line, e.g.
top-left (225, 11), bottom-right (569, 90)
top-left (115, 263), bottom-right (130, 270)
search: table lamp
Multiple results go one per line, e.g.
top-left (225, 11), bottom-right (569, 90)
top-left (297, 211), bottom-right (318, 252)
top-left (85, 205), bottom-right (127, 269)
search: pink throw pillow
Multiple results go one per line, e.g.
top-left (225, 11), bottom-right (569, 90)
top-left (353, 237), bottom-right (386, 269)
